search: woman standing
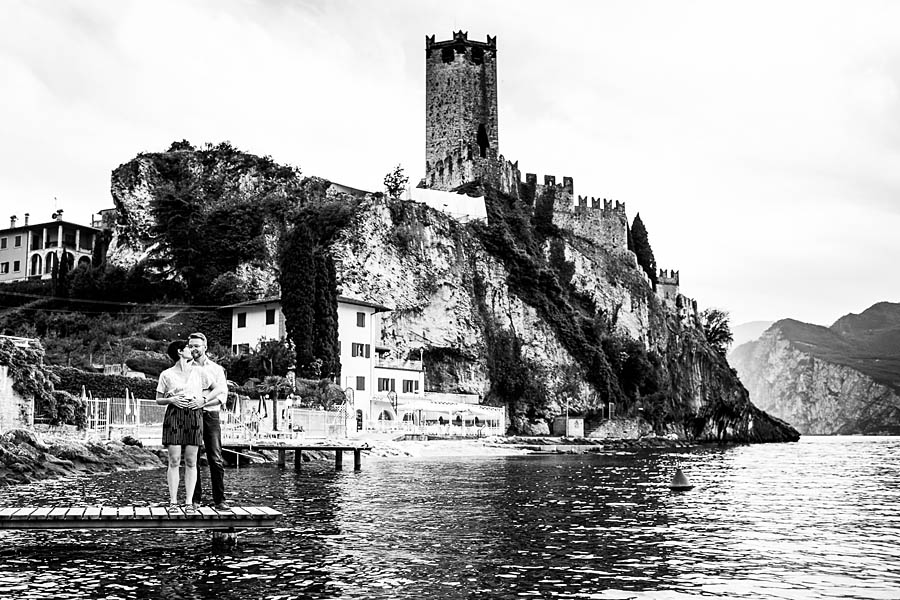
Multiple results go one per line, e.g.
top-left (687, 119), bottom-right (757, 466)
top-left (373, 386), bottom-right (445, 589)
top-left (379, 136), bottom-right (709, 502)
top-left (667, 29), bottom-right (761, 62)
top-left (156, 340), bottom-right (209, 513)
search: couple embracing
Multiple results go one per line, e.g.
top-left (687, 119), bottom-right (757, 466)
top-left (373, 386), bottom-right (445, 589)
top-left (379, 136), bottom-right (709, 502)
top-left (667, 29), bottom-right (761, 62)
top-left (155, 333), bottom-right (231, 514)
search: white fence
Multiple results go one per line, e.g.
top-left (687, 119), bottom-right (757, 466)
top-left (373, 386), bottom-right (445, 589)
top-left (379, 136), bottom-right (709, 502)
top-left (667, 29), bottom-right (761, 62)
top-left (34, 396), bottom-right (351, 443)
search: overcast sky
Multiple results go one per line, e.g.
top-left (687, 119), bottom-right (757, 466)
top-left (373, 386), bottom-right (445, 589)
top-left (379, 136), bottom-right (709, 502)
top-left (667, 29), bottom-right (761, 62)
top-left (2, 0), bottom-right (898, 327)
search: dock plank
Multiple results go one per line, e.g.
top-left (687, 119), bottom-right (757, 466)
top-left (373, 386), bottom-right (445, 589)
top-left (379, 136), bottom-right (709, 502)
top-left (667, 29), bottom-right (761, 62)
top-left (0, 505), bottom-right (281, 531)
top-left (29, 507), bottom-right (53, 519)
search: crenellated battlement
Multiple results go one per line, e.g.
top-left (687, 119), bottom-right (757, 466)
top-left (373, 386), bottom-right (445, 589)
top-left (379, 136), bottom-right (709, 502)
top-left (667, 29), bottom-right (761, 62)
top-left (425, 142), bottom-right (520, 196)
top-left (657, 268), bottom-right (679, 286)
top-left (426, 31), bottom-right (497, 52)
top-left (574, 196), bottom-right (627, 215)
top-left (524, 173), bottom-right (574, 193)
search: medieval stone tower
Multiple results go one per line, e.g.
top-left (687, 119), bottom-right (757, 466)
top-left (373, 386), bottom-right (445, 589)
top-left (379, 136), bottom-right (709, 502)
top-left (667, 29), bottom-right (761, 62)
top-left (425, 31), bottom-right (504, 192)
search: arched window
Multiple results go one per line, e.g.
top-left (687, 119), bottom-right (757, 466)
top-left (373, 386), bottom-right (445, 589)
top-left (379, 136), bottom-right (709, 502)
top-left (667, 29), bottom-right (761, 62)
top-left (477, 124), bottom-right (489, 158)
top-left (30, 254), bottom-right (42, 277)
top-left (45, 252), bottom-right (58, 274)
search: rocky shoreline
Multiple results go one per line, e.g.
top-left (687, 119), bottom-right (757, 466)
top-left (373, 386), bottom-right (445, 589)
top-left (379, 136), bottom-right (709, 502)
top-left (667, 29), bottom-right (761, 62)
top-left (0, 429), bottom-right (165, 486)
top-left (0, 428), bottom-right (780, 487)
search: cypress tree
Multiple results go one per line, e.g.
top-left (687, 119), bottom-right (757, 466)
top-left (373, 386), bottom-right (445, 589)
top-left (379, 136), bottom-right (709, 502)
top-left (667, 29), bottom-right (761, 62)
top-left (312, 251), bottom-right (340, 381)
top-left (279, 222), bottom-right (316, 377)
top-left (57, 252), bottom-right (72, 298)
top-left (631, 213), bottom-right (657, 288)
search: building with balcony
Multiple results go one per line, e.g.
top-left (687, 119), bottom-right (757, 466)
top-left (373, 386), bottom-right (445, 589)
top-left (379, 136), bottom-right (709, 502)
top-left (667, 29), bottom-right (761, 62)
top-left (225, 295), bottom-right (429, 431)
top-left (0, 211), bottom-right (99, 283)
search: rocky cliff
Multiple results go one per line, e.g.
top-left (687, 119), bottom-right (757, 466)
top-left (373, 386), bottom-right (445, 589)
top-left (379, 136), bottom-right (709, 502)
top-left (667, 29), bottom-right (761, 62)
top-left (730, 304), bottom-right (900, 435)
top-left (106, 143), bottom-right (799, 442)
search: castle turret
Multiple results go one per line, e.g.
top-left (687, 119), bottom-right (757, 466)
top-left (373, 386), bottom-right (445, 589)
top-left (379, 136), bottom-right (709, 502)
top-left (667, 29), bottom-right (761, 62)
top-left (656, 269), bottom-right (680, 307)
top-left (425, 31), bottom-right (501, 192)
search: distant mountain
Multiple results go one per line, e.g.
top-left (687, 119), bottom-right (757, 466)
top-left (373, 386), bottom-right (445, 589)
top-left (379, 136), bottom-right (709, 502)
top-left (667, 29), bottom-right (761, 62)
top-left (730, 320), bottom-right (774, 351)
top-left (729, 302), bottom-right (900, 435)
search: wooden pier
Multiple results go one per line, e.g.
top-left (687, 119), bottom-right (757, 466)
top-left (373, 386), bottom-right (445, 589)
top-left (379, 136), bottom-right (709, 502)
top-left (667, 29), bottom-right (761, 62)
top-left (0, 505), bottom-right (281, 530)
top-left (222, 443), bottom-right (368, 471)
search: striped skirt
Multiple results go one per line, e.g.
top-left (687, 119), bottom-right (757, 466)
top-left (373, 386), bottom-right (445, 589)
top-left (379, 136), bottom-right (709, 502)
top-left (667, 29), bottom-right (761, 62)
top-left (161, 405), bottom-right (203, 447)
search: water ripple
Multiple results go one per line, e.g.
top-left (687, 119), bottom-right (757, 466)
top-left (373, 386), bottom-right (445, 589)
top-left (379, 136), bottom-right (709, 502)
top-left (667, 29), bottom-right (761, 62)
top-left (0, 436), bottom-right (898, 598)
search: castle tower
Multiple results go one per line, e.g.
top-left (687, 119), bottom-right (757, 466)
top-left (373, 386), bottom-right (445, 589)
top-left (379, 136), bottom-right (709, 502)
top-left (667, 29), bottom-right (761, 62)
top-left (425, 31), bottom-right (500, 191)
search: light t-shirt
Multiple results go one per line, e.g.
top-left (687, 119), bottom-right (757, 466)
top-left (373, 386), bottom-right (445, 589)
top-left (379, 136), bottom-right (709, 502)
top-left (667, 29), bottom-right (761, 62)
top-left (199, 359), bottom-right (228, 413)
top-left (157, 363), bottom-right (212, 403)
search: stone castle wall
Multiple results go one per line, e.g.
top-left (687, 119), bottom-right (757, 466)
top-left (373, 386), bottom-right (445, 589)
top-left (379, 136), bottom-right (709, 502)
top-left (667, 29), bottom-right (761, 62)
top-left (523, 173), bottom-right (628, 251)
top-left (425, 143), bottom-right (521, 197)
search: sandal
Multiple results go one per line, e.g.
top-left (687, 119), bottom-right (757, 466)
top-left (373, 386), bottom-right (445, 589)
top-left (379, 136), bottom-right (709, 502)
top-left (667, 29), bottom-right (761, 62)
top-left (184, 504), bottom-right (198, 515)
top-left (166, 503), bottom-right (181, 515)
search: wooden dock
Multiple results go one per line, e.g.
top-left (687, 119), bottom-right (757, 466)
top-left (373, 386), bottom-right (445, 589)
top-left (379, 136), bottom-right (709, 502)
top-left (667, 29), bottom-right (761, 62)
top-left (0, 506), bottom-right (282, 530)
top-left (222, 443), bottom-right (368, 471)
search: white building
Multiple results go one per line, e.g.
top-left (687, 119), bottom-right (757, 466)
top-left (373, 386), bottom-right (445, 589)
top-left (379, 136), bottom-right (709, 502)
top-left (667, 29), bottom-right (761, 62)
top-left (0, 212), bottom-right (100, 283)
top-left (225, 295), bottom-right (428, 431)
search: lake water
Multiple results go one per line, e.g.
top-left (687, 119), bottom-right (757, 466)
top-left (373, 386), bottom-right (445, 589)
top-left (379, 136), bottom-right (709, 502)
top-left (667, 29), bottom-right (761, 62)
top-left (1, 436), bottom-right (898, 599)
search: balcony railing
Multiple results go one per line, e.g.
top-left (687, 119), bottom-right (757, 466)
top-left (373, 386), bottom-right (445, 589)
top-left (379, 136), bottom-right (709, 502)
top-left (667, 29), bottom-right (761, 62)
top-left (375, 357), bottom-right (424, 371)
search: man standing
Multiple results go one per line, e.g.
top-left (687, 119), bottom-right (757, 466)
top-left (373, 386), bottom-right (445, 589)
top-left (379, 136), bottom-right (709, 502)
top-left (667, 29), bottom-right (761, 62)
top-left (188, 332), bottom-right (232, 511)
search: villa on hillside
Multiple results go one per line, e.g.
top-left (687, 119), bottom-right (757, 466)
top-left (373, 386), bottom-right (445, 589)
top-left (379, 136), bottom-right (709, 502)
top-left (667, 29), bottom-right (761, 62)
top-left (0, 212), bottom-right (101, 283)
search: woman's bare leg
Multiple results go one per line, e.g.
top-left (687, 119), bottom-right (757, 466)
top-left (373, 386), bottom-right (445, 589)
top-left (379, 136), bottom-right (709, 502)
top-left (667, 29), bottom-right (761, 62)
top-left (183, 445), bottom-right (199, 505)
top-left (167, 445), bottom-right (182, 505)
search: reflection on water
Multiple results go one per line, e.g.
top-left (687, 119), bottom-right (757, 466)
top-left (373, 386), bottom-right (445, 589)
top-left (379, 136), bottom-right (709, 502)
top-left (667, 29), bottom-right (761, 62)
top-left (1, 437), bottom-right (899, 599)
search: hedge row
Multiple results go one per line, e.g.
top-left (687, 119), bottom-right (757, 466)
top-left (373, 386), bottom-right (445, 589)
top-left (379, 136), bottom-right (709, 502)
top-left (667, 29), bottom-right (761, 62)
top-left (51, 366), bottom-right (159, 399)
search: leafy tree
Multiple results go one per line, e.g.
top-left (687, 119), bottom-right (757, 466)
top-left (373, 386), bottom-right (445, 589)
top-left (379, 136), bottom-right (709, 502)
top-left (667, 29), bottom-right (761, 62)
top-left (153, 172), bottom-right (206, 292)
top-left (251, 339), bottom-right (296, 378)
top-left (700, 308), bottom-right (734, 354)
top-left (0, 337), bottom-right (57, 422)
top-left (631, 213), bottom-right (657, 288)
top-left (384, 164), bottom-right (409, 198)
top-left (168, 139), bottom-right (196, 152)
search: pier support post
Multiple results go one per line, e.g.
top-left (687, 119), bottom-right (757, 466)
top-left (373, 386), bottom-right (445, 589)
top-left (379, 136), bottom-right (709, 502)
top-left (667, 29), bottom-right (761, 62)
top-left (335, 450), bottom-right (343, 471)
top-left (294, 449), bottom-right (303, 470)
top-left (354, 449), bottom-right (361, 471)
top-left (212, 529), bottom-right (238, 549)
top-left (277, 449), bottom-right (286, 468)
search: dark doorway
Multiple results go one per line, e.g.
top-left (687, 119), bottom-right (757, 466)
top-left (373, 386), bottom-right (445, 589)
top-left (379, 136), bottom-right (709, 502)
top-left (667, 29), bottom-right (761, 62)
top-left (477, 124), bottom-right (489, 158)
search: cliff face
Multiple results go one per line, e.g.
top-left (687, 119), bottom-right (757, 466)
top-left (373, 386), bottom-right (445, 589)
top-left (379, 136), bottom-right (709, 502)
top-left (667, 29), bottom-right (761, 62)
top-left (107, 145), bottom-right (799, 442)
top-left (730, 306), bottom-right (900, 435)
top-left (331, 192), bottom-right (797, 442)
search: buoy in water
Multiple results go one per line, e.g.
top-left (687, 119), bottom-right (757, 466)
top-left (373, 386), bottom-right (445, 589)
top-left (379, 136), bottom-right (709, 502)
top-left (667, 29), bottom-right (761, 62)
top-left (670, 467), bottom-right (693, 491)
